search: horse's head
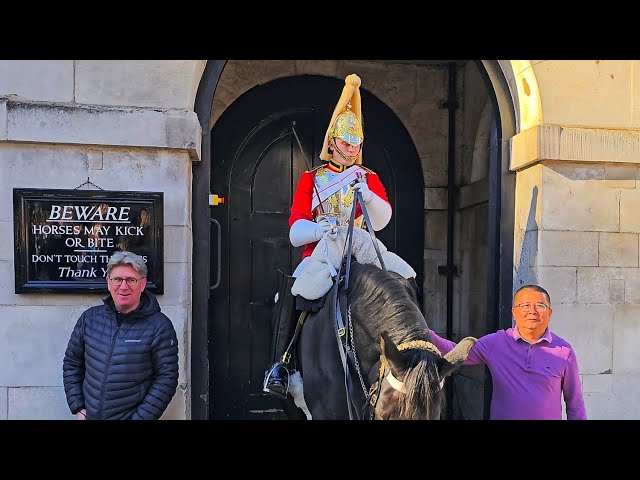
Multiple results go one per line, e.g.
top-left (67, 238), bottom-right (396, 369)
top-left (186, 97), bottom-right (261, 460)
top-left (370, 331), bottom-right (477, 420)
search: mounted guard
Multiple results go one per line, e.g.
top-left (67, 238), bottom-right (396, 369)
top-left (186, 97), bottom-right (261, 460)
top-left (263, 73), bottom-right (415, 401)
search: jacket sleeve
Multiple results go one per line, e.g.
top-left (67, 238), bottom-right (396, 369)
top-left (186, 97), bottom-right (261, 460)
top-left (131, 315), bottom-right (179, 420)
top-left (289, 171), bottom-right (315, 227)
top-left (62, 311), bottom-right (87, 415)
top-left (428, 329), bottom-right (486, 366)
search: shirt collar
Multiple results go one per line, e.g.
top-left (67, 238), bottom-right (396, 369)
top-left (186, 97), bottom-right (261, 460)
top-left (511, 326), bottom-right (552, 344)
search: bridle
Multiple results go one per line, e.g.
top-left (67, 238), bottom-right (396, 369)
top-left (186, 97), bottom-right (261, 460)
top-left (366, 340), bottom-right (444, 418)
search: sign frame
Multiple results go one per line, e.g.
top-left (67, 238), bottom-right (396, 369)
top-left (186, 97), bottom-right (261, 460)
top-left (13, 188), bottom-right (164, 294)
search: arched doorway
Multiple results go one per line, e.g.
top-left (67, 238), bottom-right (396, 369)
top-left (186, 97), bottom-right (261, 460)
top-left (192, 61), bottom-right (517, 420)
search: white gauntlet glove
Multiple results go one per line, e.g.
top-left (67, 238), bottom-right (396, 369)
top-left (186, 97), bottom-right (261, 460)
top-left (351, 181), bottom-right (392, 231)
top-left (314, 218), bottom-right (334, 240)
top-left (290, 219), bottom-right (335, 247)
top-left (352, 181), bottom-right (373, 203)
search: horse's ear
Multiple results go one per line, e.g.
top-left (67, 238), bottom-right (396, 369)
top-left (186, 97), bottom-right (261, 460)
top-left (438, 336), bottom-right (478, 378)
top-left (380, 331), bottom-right (408, 376)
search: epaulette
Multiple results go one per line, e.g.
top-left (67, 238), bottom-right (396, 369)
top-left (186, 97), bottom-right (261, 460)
top-left (359, 165), bottom-right (377, 175)
top-left (305, 165), bottom-right (325, 174)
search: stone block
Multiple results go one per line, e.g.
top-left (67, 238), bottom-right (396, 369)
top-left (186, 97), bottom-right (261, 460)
top-left (0, 222), bottom-right (11, 261)
top-left (510, 125), bottom-right (560, 171)
top-left (604, 164), bottom-right (636, 188)
top-left (613, 306), bottom-right (640, 373)
top-left (87, 149), bottom-right (103, 170)
top-left (532, 60), bottom-right (632, 129)
top-left (2, 99), bottom-right (201, 159)
top-left (424, 187), bottom-right (447, 210)
top-left (599, 232), bottom-right (638, 267)
top-left (610, 279), bottom-right (625, 304)
top-left (514, 165), bottom-right (542, 232)
top-left (161, 386), bottom-right (187, 420)
top-left (583, 391), bottom-right (614, 419)
top-left (458, 178), bottom-right (489, 210)
top-left (587, 374), bottom-right (640, 418)
top-left (100, 149), bottom-right (191, 226)
top-left (530, 266), bottom-right (577, 304)
top-left (75, 60), bottom-right (202, 110)
top-left (542, 164), bottom-right (619, 232)
top-left (166, 111), bottom-right (202, 160)
top-left (578, 267), bottom-right (640, 304)
top-left (0, 261), bottom-right (46, 306)
top-left (157, 305), bottom-right (189, 386)
top-left (425, 210), bottom-right (446, 250)
top-left (0, 306), bottom-right (82, 386)
top-left (420, 151), bottom-right (448, 187)
top-left (0, 388), bottom-right (6, 419)
top-left (293, 60), bottom-right (340, 77)
top-left (609, 373), bottom-right (640, 418)
top-left (551, 304), bottom-right (613, 375)
top-left (163, 226), bottom-right (191, 263)
top-left (0, 145), bottom-right (89, 221)
top-left (0, 99), bottom-right (6, 140)
top-left (8, 386), bottom-right (72, 420)
top-left (0, 60), bottom-right (74, 102)
top-left (620, 188), bottom-right (640, 233)
top-left (582, 373), bottom-right (612, 394)
top-left (158, 262), bottom-right (191, 307)
top-left (536, 230), bottom-right (598, 267)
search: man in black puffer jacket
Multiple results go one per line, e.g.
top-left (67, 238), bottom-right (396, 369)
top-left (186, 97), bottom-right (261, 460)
top-left (63, 251), bottom-right (179, 420)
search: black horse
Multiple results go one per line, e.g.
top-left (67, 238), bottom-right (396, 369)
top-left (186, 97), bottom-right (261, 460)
top-left (290, 261), bottom-right (476, 420)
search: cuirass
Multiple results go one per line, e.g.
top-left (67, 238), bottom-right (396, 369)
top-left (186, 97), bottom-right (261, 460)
top-left (312, 166), bottom-right (365, 228)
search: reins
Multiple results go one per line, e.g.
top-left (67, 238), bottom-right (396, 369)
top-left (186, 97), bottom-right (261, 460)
top-left (344, 174), bottom-right (386, 288)
top-left (330, 178), bottom-right (387, 420)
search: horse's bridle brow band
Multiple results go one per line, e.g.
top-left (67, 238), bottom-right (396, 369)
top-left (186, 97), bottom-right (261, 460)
top-left (395, 339), bottom-right (441, 356)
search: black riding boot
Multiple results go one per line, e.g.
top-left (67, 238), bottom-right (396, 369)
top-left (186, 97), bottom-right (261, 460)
top-left (263, 271), bottom-right (299, 399)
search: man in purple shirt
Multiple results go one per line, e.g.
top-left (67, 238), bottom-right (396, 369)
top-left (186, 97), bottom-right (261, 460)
top-left (429, 284), bottom-right (587, 420)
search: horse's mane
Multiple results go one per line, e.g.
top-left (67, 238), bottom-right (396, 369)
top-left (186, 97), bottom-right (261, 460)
top-left (346, 262), bottom-right (445, 419)
top-left (346, 262), bottom-right (428, 344)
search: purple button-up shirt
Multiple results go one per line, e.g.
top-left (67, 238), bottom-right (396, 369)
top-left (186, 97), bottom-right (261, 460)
top-left (430, 327), bottom-right (587, 420)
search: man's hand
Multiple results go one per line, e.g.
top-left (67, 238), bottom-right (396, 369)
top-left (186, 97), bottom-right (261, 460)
top-left (352, 182), bottom-right (373, 203)
top-left (76, 408), bottom-right (87, 420)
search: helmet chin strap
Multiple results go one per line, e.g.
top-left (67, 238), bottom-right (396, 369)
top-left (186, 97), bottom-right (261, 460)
top-left (329, 138), bottom-right (358, 165)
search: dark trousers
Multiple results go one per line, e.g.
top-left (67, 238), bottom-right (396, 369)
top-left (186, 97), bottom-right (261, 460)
top-left (269, 271), bottom-right (299, 366)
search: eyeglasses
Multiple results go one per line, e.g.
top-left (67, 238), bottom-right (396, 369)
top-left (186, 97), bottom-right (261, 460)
top-left (109, 277), bottom-right (145, 287)
top-left (514, 302), bottom-right (550, 312)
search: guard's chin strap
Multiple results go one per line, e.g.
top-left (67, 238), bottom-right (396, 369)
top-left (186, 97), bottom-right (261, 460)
top-left (329, 138), bottom-right (358, 168)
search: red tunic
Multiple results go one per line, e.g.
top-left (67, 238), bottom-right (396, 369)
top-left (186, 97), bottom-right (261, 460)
top-left (289, 164), bottom-right (391, 259)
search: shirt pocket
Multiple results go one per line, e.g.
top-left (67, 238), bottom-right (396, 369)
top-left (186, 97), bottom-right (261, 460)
top-left (543, 364), bottom-right (563, 378)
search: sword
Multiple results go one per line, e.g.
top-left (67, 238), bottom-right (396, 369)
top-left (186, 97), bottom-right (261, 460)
top-left (291, 121), bottom-right (331, 223)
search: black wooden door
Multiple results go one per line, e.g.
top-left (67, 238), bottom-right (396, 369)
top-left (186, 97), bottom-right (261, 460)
top-left (209, 75), bottom-right (423, 419)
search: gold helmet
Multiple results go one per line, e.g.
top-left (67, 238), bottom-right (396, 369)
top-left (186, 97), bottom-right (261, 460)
top-left (320, 74), bottom-right (364, 165)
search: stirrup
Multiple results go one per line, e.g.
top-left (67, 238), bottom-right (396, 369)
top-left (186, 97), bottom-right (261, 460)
top-left (263, 363), bottom-right (290, 399)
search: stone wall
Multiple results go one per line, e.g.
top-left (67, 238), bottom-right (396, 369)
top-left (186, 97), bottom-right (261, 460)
top-left (0, 60), bottom-right (204, 419)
